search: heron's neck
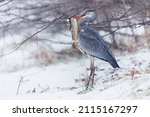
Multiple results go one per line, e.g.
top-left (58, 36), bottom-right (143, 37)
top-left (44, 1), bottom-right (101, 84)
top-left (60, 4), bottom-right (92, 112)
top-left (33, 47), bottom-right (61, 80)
top-left (78, 20), bottom-right (89, 30)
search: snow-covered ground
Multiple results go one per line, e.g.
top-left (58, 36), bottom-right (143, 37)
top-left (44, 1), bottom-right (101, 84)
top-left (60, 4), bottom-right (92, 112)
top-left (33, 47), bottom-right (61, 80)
top-left (0, 34), bottom-right (150, 100)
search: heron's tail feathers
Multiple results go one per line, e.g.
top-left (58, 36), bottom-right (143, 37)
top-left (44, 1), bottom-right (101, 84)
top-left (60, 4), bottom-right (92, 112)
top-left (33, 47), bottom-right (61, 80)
top-left (105, 51), bottom-right (120, 68)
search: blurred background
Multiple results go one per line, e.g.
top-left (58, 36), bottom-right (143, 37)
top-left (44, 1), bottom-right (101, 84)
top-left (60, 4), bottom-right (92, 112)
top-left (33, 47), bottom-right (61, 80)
top-left (0, 0), bottom-right (150, 71)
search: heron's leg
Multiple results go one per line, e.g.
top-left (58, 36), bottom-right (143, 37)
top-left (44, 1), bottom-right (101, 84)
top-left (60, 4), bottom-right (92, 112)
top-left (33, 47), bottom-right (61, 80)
top-left (90, 57), bottom-right (95, 87)
top-left (86, 57), bottom-right (95, 89)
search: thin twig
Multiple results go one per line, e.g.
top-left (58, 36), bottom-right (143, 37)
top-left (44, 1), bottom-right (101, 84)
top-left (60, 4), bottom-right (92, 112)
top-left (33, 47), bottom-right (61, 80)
top-left (16, 74), bottom-right (32, 95)
top-left (16, 76), bottom-right (23, 95)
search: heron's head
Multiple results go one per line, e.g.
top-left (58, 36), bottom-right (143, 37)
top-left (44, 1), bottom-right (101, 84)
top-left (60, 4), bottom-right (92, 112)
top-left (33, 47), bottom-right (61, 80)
top-left (78, 11), bottom-right (96, 23)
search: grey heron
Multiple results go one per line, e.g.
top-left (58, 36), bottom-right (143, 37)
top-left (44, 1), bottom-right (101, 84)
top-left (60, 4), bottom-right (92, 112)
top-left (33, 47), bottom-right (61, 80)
top-left (67, 11), bottom-right (120, 89)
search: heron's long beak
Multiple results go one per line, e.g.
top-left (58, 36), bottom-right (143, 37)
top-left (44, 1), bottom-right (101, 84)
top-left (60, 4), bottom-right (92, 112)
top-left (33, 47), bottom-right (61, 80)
top-left (70, 18), bottom-right (78, 49)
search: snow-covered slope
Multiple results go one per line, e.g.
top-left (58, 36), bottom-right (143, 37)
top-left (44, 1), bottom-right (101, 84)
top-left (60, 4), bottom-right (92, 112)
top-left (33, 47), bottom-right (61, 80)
top-left (0, 39), bottom-right (150, 99)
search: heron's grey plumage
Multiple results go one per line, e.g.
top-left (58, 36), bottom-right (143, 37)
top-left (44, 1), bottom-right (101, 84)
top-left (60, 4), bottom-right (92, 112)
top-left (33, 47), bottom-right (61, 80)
top-left (78, 14), bottom-right (119, 68)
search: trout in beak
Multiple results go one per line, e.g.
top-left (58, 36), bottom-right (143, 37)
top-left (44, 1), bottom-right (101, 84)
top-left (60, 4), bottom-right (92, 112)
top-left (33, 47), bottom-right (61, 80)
top-left (67, 17), bottom-right (79, 49)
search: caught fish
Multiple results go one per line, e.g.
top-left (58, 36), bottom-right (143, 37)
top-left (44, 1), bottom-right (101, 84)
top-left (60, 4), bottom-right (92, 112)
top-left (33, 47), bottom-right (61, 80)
top-left (67, 17), bottom-right (79, 49)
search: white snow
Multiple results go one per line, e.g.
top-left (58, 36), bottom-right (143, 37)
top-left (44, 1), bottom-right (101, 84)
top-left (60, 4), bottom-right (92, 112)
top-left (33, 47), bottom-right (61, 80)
top-left (0, 34), bottom-right (150, 100)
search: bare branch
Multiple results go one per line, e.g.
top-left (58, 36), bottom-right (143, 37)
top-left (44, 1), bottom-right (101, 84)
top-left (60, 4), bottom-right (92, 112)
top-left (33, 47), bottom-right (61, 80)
top-left (0, 0), bottom-right (13, 7)
top-left (0, 15), bottom-right (64, 57)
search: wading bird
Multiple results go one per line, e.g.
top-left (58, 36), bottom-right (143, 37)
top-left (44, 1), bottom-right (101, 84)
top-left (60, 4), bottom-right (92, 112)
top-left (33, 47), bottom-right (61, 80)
top-left (67, 11), bottom-right (119, 89)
